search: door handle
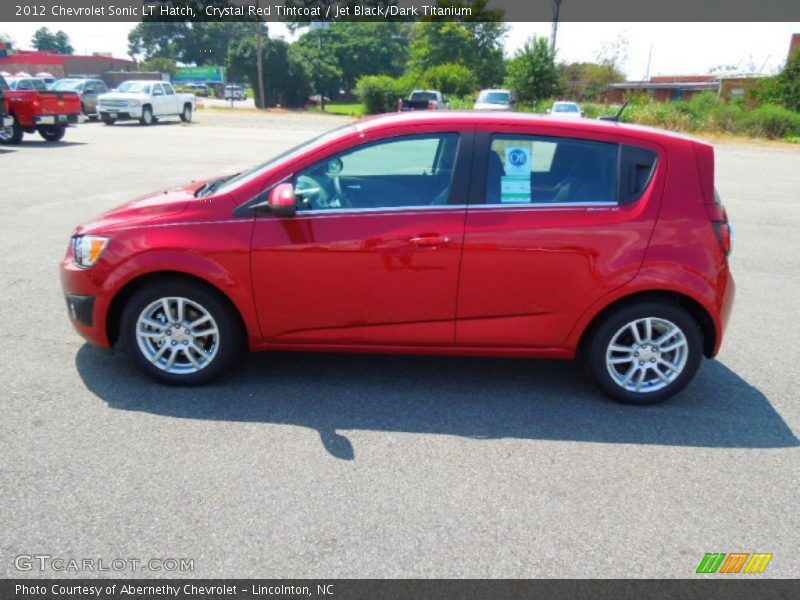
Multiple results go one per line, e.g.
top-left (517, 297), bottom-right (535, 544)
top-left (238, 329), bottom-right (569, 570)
top-left (409, 235), bottom-right (452, 247)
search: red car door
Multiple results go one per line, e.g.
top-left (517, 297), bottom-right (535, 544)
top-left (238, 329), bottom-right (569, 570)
top-left (250, 128), bottom-right (473, 347)
top-left (456, 124), bottom-right (664, 349)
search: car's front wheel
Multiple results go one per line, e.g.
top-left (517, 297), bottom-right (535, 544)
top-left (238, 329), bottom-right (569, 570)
top-left (585, 301), bottom-right (703, 404)
top-left (120, 281), bottom-right (242, 385)
top-left (180, 104), bottom-right (192, 122)
top-left (139, 106), bottom-right (154, 126)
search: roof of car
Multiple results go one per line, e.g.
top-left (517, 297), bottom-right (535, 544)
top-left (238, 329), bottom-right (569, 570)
top-left (355, 110), bottom-right (702, 146)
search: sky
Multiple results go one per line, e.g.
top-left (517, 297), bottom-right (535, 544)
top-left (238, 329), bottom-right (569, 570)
top-left (1, 22), bottom-right (798, 78)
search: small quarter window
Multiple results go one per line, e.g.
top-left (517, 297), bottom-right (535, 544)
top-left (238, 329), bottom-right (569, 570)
top-left (618, 145), bottom-right (658, 205)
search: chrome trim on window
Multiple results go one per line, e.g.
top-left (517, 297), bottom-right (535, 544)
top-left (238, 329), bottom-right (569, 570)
top-left (294, 204), bottom-right (469, 217)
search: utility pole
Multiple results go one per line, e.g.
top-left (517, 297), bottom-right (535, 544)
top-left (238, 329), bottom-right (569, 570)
top-left (550, 0), bottom-right (562, 53)
top-left (255, 2), bottom-right (266, 109)
top-left (644, 44), bottom-right (653, 81)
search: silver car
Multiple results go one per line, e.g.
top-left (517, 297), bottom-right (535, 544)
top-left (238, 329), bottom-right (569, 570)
top-left (51, 79), bottom-right (109, 117)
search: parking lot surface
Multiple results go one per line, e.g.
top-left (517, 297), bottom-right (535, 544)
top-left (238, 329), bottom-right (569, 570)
top-left (1, 111), bottom-right (798, 578)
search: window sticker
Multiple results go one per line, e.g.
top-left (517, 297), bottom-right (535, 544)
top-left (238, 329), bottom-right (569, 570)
top-left (501, 146), bottom-right (532, 203)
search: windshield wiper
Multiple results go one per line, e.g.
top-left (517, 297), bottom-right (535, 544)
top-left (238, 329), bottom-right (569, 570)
top-left (195, 173), bottom-right (240, 197)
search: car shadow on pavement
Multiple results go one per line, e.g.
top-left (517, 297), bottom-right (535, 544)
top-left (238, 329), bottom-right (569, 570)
top-left (76, 344), bottom-right (799, 460)
top-left (14, 140), bottom-right (86, 148)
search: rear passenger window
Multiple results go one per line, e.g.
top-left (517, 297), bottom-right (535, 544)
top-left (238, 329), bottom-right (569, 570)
top-left (486, 135), bottom-right (618, 205)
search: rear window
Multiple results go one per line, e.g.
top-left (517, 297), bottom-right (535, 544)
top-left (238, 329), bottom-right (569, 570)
top-left (485, 134), bottom-right (619, 205)
top-left (478, 91), bottom-right (510, 104)
top-left (410, 92), bottom-right (436, 102)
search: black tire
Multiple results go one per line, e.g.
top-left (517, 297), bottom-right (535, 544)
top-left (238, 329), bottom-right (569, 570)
top-left (103, 118), bottom-right (116, 125)
top-left (180, 104), bottom-right (192, 122)
top-left (0, 114), bottom-right (23, 144)
top-left (585, 301), bottom-right (703, 405)
top-left (139, 106), bottom-right (154, 126)
top-left (120, 281), bottom-right (243, 386)
top-left (38, 125), bottom-right (66, 142)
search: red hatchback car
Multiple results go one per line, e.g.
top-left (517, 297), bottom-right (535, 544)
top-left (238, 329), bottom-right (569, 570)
top-left (61, 112), bottom-right (735, 404)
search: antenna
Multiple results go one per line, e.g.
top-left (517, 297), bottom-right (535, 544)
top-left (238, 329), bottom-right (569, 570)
top-left (599, 100), bottom-right (630, 122)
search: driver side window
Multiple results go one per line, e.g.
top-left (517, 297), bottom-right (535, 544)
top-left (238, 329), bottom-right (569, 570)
top-left (293, 133), bottom-right (459, 211)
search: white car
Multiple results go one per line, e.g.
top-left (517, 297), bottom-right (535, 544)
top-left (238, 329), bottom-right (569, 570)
top-left (473, 89), bottom-right (514, 111)
top-left (549, 101), bottom-right (584, 118)
top-left (224, 85), bottom-right (247, 101)
top-left (97, 80), bottom-right (196, 126)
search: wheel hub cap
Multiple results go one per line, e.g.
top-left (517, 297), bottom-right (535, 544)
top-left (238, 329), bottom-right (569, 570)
top-left (135, 296), bottom-right (219, 375)
top-left (605, 317), bottom-right (689, 394)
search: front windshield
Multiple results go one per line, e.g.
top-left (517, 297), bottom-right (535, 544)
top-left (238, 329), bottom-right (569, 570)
top-left (52, 80), bottom-right (83, 92)
top-left (554, 103), bottom-right (579, 113)
top-left (117, 81), bottom-right (152, 94)
top-left (478, 92), bottom-right (510, 104)
top-left (210, 123), bottom-right (358, 196)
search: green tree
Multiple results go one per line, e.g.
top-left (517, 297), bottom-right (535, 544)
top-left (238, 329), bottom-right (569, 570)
top-left (777, 47), bottom-right (800, 112)
top-left (129, 17), bottom-right (255, 66)
top-left (294, 43), bottom-right (343, 99)
top-left (422, 63), bottom-right (478, 96)
top-left (294, 22), bottom-right (411, 93)
top-left (31, 27), bottom-right (73, 54)
top-left (407, 2), bottom-right (506, 89)
top-left (558, 62), bottom-right (625, 102)
top-left (504, 36), bottom-right (560, 104)
top-left (140, 56), bottom-right (178, 78)
top-left (227, 36), bottom-right (312, 108)
top-left (0, 32), bottom-right (14, 51)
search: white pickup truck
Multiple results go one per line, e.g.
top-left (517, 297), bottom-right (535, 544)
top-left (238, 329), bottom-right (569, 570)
top-left (97, 80), bottom-right (195, 126)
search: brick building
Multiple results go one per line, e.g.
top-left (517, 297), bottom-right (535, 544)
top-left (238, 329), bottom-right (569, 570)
top-left (0, 50), bottom-right (136, 80)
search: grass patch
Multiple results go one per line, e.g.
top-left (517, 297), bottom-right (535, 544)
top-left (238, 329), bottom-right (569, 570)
top-left (311, 102), bottom-right (366, 117)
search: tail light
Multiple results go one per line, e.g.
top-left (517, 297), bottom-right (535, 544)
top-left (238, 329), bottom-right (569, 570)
top-left (428, 100), bottom-right (435, 110)
top-left (705, 191), bottom-right (733, 257)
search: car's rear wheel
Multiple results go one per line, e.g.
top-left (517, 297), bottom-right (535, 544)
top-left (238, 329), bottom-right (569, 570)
top-left (0, 115), bottom-right (23, 144)
top-left (38, 125), bottom-right (66, 142)
top-left (585, 301), bottom-right (703, 404)
top-left (139, 106), bottom-right (154, 126)
top-left (120, 281), bottom-right (242, 385)
top-left (180, 104), bottom-right (192, 122)
top-left (103, 118), bottom-right (116, 125)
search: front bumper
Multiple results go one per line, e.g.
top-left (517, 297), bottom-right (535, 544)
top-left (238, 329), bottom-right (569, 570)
top-left (1, 115), bottom-right (12, 127)
top-left (60, 257), bottom-right (112, 348)
top-left (34, 113), bottom-right (80, 126)
top-left (98, 106), bottom-right (143, 120)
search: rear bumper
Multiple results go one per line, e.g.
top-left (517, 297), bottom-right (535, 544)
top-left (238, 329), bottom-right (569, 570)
top-left (34, 113), bottom-right (79, 126)
top-left (714, 269), bottom-right (736, 356)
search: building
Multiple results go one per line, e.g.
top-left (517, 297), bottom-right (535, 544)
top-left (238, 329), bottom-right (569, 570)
top-left (606, 74), bottom-right (767, 104)
top-left (0, 50), bottom-right (136, 80)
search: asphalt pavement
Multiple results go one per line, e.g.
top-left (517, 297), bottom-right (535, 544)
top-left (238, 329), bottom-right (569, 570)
top-left (1, 110), bottom-right (798, 578)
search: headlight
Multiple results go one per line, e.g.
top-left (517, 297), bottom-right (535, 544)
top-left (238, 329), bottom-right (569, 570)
top-left (72, 235), bottom-right (109, 268)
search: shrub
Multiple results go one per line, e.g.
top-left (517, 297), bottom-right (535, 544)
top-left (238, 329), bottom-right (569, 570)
top-left (354, 75), bottom-right (418, 114)
top-left (355, 75), bottom-right (412, 114)
top-left (421, 63), bottom-right (478, 97)
top-left (739, 104), bottom-right (800, 139)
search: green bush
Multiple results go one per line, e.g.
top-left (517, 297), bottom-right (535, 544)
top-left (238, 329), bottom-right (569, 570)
top-left (355, 75), bottom-right (416, 114)
top-left (421, 63), bottom-right (478, 97)
top-left (739, 104), bottom-right (800, 138)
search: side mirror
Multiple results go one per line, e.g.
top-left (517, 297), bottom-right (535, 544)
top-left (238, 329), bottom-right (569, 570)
top-left (268, 183), bottom-right (297, 217)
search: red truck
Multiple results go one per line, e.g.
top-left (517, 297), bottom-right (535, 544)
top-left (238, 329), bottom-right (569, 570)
top-left (0, 76), bottom-right (12, 131)
top-left (0, 76), bottom-right (81, 144)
